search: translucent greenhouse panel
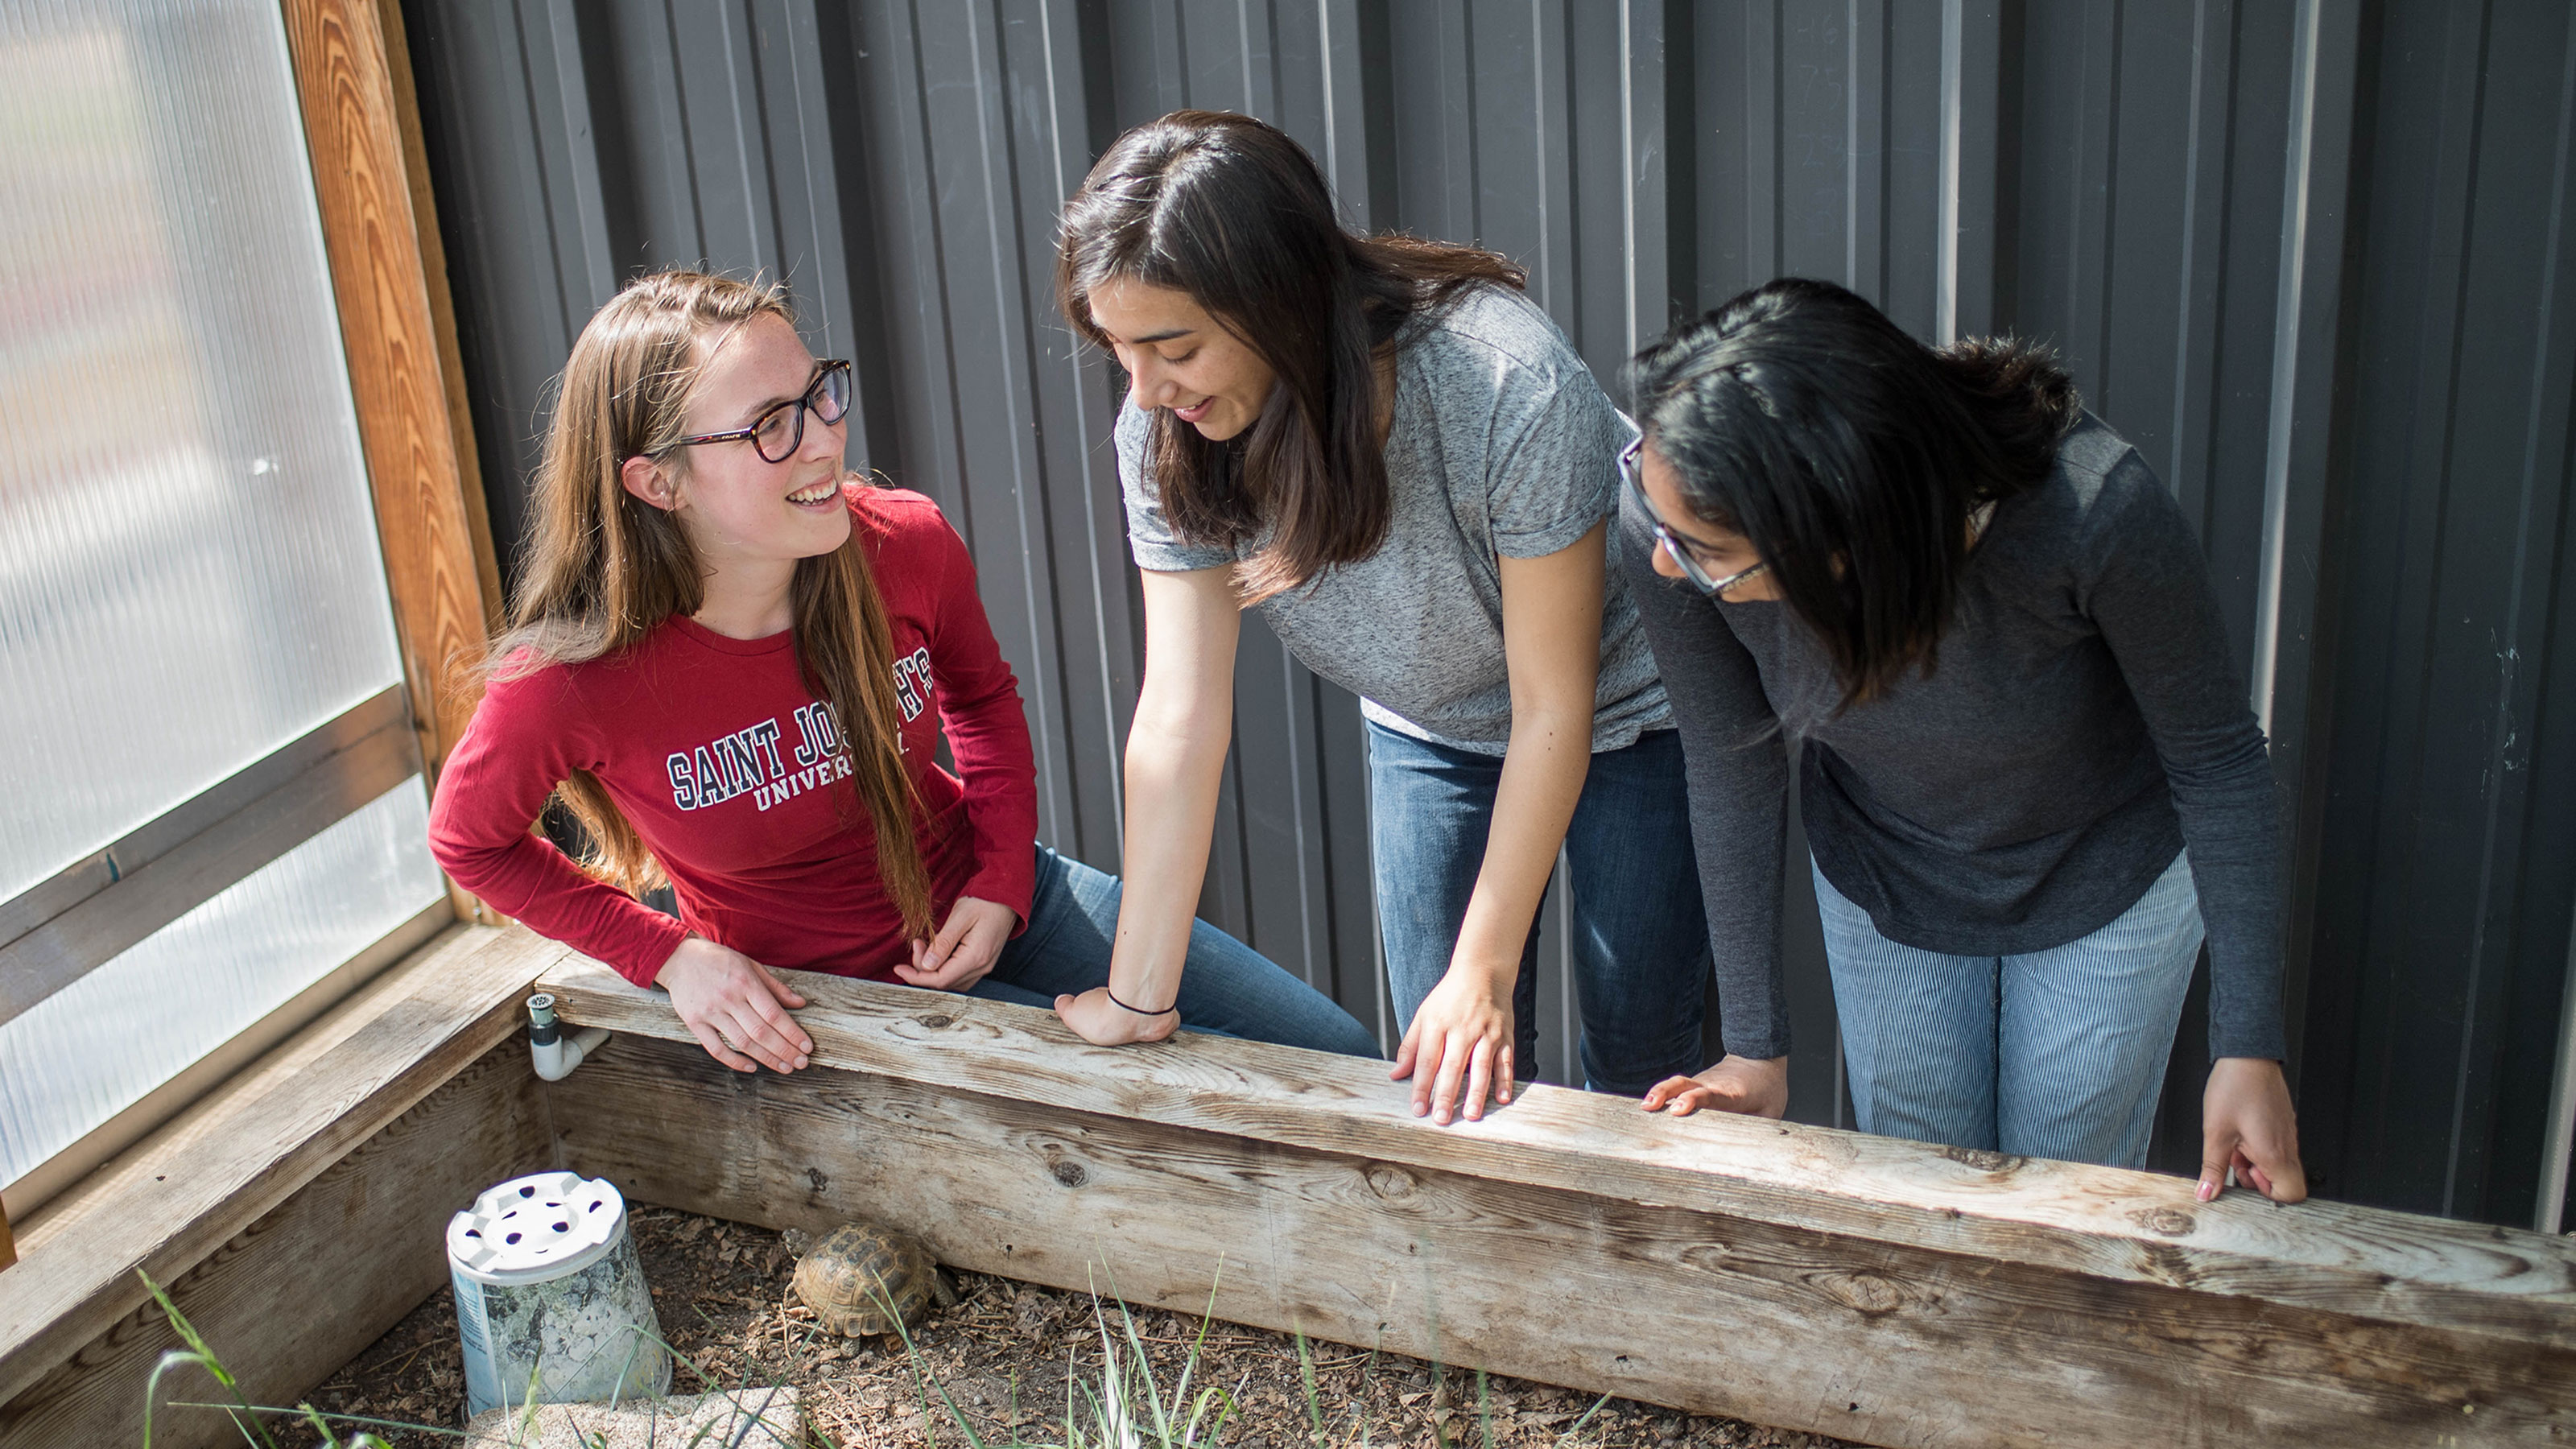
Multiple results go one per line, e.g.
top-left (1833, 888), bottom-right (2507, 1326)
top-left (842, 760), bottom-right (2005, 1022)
top-left (0, 2), bottom-right (407, 902)
top-left (0, 778), bottom-right (444, 1186)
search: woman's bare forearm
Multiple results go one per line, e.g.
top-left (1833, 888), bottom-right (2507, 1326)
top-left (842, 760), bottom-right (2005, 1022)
top-left (1451, 702), bottom-right (1591, 984)
top-left (1107, 706), bottom-right (1232, 1008)
top-left (1452, 523), bottom-right (1609, 986)
top-left (1099, 566), bottom-right (1245, 1015)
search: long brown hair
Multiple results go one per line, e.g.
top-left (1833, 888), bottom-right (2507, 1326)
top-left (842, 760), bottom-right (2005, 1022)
top-left (1057, 110), bottom-right (1525, 601)
top-left (490, 270), bottom-right (934, 937)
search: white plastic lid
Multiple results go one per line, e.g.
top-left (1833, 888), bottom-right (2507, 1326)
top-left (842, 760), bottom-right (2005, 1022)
top-left (446, 1171), bottom-right (630, 1286)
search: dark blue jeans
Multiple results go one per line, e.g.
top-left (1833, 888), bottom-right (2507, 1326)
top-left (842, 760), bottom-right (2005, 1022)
top-left (1366, 722), bottom-right (1709, 1094)
top-left (968, 843), bottom-right (1381, 1058)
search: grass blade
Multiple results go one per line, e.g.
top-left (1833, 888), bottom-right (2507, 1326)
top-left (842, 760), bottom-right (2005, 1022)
top-left (1562, 1392), bottom-right (1615, 1443)
top-left (874, 1265), bottom-right (991, 1449)
top-left (138, 1271), bottom-right (283, 1449)
top-left (1293, 1331), bottom-right (1327, 1449)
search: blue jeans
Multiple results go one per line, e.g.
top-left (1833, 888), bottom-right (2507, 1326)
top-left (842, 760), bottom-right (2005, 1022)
top-left (967, 843), bottom-right (1381, 1057)
top-left (1366, 722), bottom-right (1709, 1095)
top-left (1814, 849), bottom-right (2203, 1168)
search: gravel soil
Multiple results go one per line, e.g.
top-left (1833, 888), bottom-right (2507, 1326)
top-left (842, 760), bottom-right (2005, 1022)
top-left (263, 1206), bottom-right (1848, 1449)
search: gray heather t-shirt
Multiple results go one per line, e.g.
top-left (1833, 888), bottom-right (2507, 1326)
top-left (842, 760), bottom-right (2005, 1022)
top-left (1622, 415), bottom-right (2284, 1063)
top-left (1119, 284), bottom-right (1669, 754)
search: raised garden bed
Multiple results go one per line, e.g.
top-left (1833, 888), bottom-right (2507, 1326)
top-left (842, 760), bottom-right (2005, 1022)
top-left (287, 1206), bottom-right (1849, 1449)
top-left (11, 925), bottom-right (2573, 1449)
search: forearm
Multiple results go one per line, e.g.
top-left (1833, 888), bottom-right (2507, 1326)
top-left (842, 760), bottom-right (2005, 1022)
top-left (2171, 741), bottom-right (2285, 1060)
top-left (430, 772), bottom-right (684, 987)
top-left (2087, 467), bottom-right (2291, 1061)
top-left (942, 690), bottom-right (1041, 920)
top-left (1451, 704), bottom-right (1591, 985)
top-left (1106, 711), bottom-right (1231, 1009)
top-left (929, 566), bottom-right (1042, 921)
top-left (1617, 493), bottom-right (1792, 1058)
top-left (437, 836), bottom-right (689, 986)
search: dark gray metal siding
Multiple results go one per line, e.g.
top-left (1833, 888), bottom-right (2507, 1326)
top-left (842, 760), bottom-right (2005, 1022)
top-left (404, 0), bottom-right (2576, 1225)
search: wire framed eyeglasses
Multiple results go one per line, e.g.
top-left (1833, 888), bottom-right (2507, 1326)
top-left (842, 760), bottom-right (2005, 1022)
top-left (1619, 438), bottom-right (1770, 598)
top-left (671, 359), bottom-right (853, 464)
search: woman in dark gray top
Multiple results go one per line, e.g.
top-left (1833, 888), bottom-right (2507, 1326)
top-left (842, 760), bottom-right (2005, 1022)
top-left (1623, 279), bottom-right (2305, 1201)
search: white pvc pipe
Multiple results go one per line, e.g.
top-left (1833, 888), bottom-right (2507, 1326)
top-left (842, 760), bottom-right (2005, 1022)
top-left (527, 993), bottom-right (610, 1082)
top-left (532, 1025), bottom-right (610, 1082)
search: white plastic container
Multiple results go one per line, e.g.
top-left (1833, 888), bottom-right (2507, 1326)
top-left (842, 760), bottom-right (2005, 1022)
top-left (445, 1171), bottom-right (670, 1417)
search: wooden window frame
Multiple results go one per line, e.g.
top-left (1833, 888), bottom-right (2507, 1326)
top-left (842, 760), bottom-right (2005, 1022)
top-left (287, 0), bottom-right (500, 791)
top-left (0, 0), bottom-right (498, 1225)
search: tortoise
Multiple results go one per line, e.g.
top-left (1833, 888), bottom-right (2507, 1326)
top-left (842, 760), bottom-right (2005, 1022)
top-left (789, 1221), bottom-right (959, 1336)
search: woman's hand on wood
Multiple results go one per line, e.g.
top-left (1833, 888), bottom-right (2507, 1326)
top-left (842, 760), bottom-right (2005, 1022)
top-left (1053, 985), bottom-right (1182, 1045)
top-left (1393, 964), bottom-right (1517, 1125)
top-left (653, 935), bottom-right (811, 1074)
top-left (2199, 1056), bottom-right (2307, 1203)
top-left (1388, 525), bottom-right (1593, 1129)
top-left (894, 895), bottom-right (1017, 991)
top-left (1642, 1055), bottom-right (1790, 1118)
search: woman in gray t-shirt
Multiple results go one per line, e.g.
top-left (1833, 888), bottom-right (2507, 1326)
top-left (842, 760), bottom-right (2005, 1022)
top-left (1624, 278), bottom-right (2305, 1200)
top-left (1046, 111), bottom-right (1707, 1122)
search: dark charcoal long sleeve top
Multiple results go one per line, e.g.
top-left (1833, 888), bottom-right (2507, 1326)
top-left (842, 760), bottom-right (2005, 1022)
top-left (1622, 415), bottom-right (2285, 1063)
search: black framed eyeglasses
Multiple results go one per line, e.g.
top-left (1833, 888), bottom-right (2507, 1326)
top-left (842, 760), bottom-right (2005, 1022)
top-left (672, 359), bottom-right (852, 464)
top-left (1620, 438), bottom-right (1769, 598)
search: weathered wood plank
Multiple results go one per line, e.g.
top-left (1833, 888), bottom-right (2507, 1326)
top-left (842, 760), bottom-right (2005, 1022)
top-left (283, 0), bottom-right (491, 791)
top-left (0, 1040), bottom-right (551, 1449)
top-left (539, 959), bottom-right (2576, 1448)
top-left (538, 958), bottom-right (2576, 1343)
top-left (0, 925), bottom-right (564, 1409)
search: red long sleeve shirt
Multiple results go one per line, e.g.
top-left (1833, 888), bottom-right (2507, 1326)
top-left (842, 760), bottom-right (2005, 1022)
top-left (428, 486), bottom-right (1038, 987)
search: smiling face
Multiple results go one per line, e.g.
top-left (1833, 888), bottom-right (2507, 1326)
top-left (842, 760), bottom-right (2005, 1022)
top-left (626, 312), bottom-right (852, 581)
top-left (1087, 276), bottom-right (1279, 441)
top-left (1637, 440), bottom-right (1783, 602)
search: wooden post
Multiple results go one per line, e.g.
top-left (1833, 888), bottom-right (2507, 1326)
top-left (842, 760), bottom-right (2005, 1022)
top-left (539, 956), bottom-right (2576, 1449)
top-left (374, 0), bottom-right (504, 635)
top-left (280, 0), bottom-right (503, 923)
top-left (1, 1201), bottom-right (14, 1273)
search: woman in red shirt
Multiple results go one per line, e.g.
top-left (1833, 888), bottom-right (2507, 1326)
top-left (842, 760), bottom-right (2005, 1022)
top-left (429, 270), bottom-right (1375, 1071)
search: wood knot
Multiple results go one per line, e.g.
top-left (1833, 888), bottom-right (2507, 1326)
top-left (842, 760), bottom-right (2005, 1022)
top-left (1938, 1146), bottom-right (2024, 1174)
top-left (2128, 1206), bottom-right (2197, 1237)
top-left (1363, 1164), bottom-right (1418, 1201)
top-left (1048, 1158), bottom-right (1088, 1189)
top-left (1677, 1243), bottom-right (1736, 1274)
top-left (918, 1013), bottom-right (956, 1029)
top-left (806, 1166), bottom-right (830, 1195)
top-left (1811, 1269), bottom-right (1910, 1317)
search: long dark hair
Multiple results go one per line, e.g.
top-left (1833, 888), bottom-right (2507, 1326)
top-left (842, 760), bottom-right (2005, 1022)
top-left (1627, 277), bottom-right (2082, 710)
top-left (1057, 109), bottom-right (1525, 601)
top-left (488, 270), bottom-right (935, 939)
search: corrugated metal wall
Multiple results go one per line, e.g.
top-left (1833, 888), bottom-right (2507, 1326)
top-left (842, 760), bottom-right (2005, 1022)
top-left (402, 0), bottom-right (2576, 1226)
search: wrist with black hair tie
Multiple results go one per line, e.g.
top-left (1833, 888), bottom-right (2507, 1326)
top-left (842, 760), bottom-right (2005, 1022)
top-left (1105, 986), bottom-right (1179, 1018)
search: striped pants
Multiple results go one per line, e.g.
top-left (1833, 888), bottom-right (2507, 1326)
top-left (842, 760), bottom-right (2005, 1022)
top-left (1812, 850), bottom-right (2204, 1169)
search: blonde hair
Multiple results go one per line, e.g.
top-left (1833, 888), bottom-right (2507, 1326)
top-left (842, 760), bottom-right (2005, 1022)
top-left (490, 270), bottom-right (934, 938)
